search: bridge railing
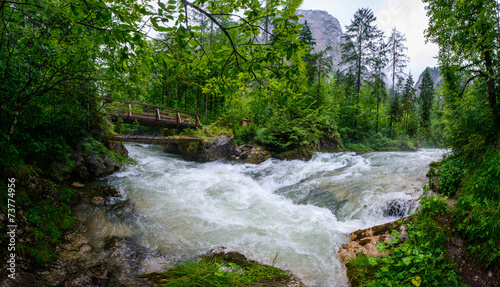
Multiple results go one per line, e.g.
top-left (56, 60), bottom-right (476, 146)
top-left (98, 97), bottom-right (202, 127)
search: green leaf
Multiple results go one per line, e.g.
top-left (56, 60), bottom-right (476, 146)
top-left (411, 276), bottom-right (422, 286)
top-left (367, 257), bottom-right (379, 266)
top-left (228, 263), bottom-right (241, 269)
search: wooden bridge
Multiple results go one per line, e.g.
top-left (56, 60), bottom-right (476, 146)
top-left (110, 135), bottom-right (202, 144)
top-left (99, 97), bottom-right (202, 128)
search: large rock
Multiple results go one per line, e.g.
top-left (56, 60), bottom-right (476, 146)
top-left (230, 145), bottom-right (271, 164)
top-left (73, 185), bottom-right (122, 206)
top-left (72, 152), bottom-right (117, 181)
top-left (71, 141), bottom-right (128, 182)
top-left (296, 9), bottom-right (345, 69)
top-left (178, 135), bottom-right (234, 162)
top-left (338, 220), bottom-right (409, 265)
top-left (0, 270), bottom-right (45, 287)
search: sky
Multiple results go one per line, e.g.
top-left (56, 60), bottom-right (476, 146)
top-left (300, 0), bottom-right (439, 78)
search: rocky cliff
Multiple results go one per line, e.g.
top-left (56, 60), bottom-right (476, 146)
top-left (296, 9), bottom-right (344, 70)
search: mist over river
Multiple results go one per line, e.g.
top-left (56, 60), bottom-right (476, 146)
top-left (77, 144), bottom-right (445, 286)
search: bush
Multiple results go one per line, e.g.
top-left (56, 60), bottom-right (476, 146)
top-left (419, 195), bottom-right (449, 217)
top-left (452, 147), bottom-right (500, 267)
top-left (437, 155), bottom-right (466, 196)
top-left (346, 216), bottom-right (461, 287)
top-left (363, 133), bottom-right (398, 151)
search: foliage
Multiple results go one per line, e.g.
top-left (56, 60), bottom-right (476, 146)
top-left (253, 108), bottom-right (340, 151)
top-left (437, 155), bottom-right (466, 196)
top-left (418, 195), bottom-right (448, 217)
top-left (138, 256), bottom-right (289, 286)
top-left (0, 181), bottom-right (78, 268)
top-left (346, 215), bottom-right (462, 287)
top-left (340, 8), bottom-right (383, 138)
top-left (387, 28), bottom-right (409, 100)
top-left (452, 147), bottom-right (500, 267)
top-left (423, 0), bottom-right (500, 133)
top-left (179, 123), bottom-right (234, 139)
top-left (419, 68), bottom-right (435, 138)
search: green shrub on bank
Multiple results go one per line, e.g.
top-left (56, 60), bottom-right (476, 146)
top-left (0, 179), bottom-right (78, 268)
top-left (346, 205), bottom-right (462, 287)
top-left (452, 148), bottom-right (500, 267)
top-left (437, 155), bottom-right (466, 196)
top-left (419, 195), bottom-right (448, 217)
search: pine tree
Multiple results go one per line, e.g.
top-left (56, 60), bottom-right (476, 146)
top-left (387, 28), bottom-right (409, 100)
top-left (369, 36), bottom-right (388, 134)
top-left (419, 68), bottom-right (435, 137)
top-left (300, 21), bottom-right (317, 85)
top-left (298, 20), bottom-right (316, 48)
top-left (401, 73), bottom-right (416, 135)
top-left (341, 8), bottom-right (382, 137)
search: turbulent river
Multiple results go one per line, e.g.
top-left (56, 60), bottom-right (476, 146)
top-left (77, 144), bottom-right (446, 286)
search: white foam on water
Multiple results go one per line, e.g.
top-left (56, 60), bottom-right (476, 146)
top-left (97, 145), bottom-right (445, 286)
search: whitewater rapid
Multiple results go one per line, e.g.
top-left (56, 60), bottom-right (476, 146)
top-left (79, 144), bottom-right (445, 286)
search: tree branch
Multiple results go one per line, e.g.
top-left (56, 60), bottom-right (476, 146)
top-left (180, 0), bottom-right (247, 62)
top-left (460, 74), bottom-right (481, 97)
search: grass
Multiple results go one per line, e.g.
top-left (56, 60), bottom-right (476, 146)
top-left (139, 253), bottom-right (290, 286)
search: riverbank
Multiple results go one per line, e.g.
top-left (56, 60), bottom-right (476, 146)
top-left (340, 148), bottom-right (500, 286)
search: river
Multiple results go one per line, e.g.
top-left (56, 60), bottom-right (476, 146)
top-left (76, 144), bottom-right (445, 286)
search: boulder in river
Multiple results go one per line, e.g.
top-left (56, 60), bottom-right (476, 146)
top-left (230, 144), bottom-right (271, 164)
top-left (178, 134), bottom-right (234, 162)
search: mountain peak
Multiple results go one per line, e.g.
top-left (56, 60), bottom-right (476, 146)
top-left (296, 9), bottom-right (344, 69)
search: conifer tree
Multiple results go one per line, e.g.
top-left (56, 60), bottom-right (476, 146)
top-left (419, 68), bottom-right (435, 137)
top-left (341, 8), bottom-right (382, 137)
top-left (387, 28), bottom-right (409, 99)
top-left (401, 73), bottom-right (416, 135)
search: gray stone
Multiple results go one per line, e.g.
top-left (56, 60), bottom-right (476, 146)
top-left (178, 135), bottom-right (235, 162)
top-left (91, 196), bottom-right (107, 206)
top-left (296, 9), bottom-right (345, 70)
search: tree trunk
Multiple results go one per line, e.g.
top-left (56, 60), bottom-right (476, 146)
top-left (204, 91), bottom-right (208, 123)
top-left (196, 86), bottom-right (200, 114)
top-left (376, 95), bottom-right (380, 134)
top-left (392, 40), bottom-right (396, 100)
top-left (484, 49), bottom-right (498, 128)
top-left (7, 101), bottom-right (20, 143)
top-left (317, 67), bottom-right (321, 109)
top-left (209, 22), bottom-right (213, 55)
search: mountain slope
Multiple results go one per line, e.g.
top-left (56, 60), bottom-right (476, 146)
top-left (296, 9), bottom-right (344, 69)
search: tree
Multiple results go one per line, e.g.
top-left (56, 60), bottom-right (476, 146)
top-left (341, 8), bottom-right (383, 136)
top-left (300, 21), bottom-right (317, 85)
top-left (298, 20), bottom-right (316, 48)
top-left (312, 47), bottom-right (334, 109)
top-left (387, 27), bottom-right (409, 100)
top-left (419, 68), bottom-right (435, 137)
top-left (423, 0), bottom-right (500, 134)
top-left (401, 73), bottom-right (416, 136)
top-left (388, 94), bottom-right (401, 138)
top-left (369, 37), bottom-right (388, 134)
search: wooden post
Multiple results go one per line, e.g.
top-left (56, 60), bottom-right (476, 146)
top-left (128, 104), bottom-right (132, 117)
top-left (177, 112), bottom-right (182, 123)
top-left (196, 115), bottom-right (201, 126)
top-left (156, 108), bottom-right (161, 120)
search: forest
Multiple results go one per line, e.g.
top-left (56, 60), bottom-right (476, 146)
top-left (0, 0), bottom-right (499, 286)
